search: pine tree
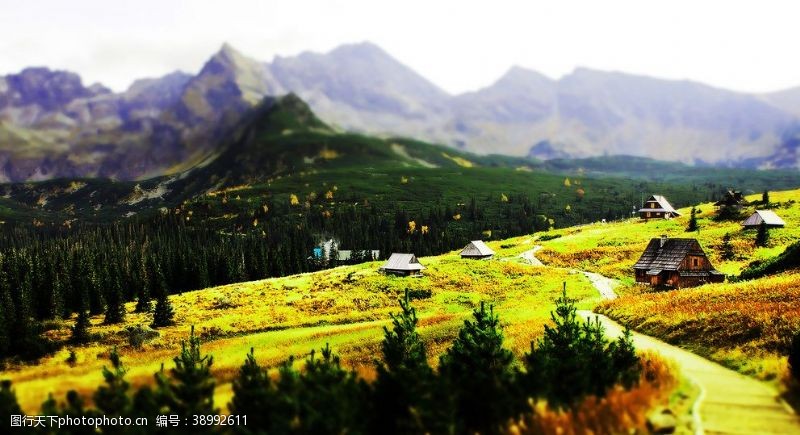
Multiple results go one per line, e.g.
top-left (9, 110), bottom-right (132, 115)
top-left (789, 331), bottom-right (800, 382)
top-left (762, 190), bottom-right (770, 205)
top-left (611, 327), bottom-right (640, 388)
top-left (135, 255), bottom-right (152, 313)
top-left (525, 284), bottom-right (640, 408)
top-left (756, 221), bottom-right (770, 247)
top-left (71, 309), bottom-right (91, 344)
top-left (686, 206), bottom-right (699, 232)
top-left (439, 301), bottom-right (517, 435)
top-left (93, 347), bottom-right (131, 416)
top-left (294, 344), bottom-right (366, 434)
top-left (165, 326), bottom-right (218, 417)
top-left (371, 289), bottom-right (441, 434)
top-left (721, 233), bottom-right (735, 260)
top-left (0, 274), bottom-right (12, 357)
top-left (103, 266), bottom-right (126, 324)
top-left (0, 380), bottom-right (22, 417)
top-left (525, 285), bottom-right (588, 407)
top-left (151, 291), bottom-right (175, 328)
top-left (229, 348), bottom-right (276, 430)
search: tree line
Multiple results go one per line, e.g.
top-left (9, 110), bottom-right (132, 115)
top-left (0, 192), bottom-right (554, 362)
top-left (0, 286), bottom-right (641, 434)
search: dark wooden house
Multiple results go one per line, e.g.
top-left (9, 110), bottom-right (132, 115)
top-left (714, 190), bottom-right (745, 208)
top-left (638, 195), bottom-right (681, 220)
top-left (380, 253), bottom-right (425, 276)
top-left (460, 240), bottom-right (495, 259)
top-left (633, 236), bottom-right (724, 288)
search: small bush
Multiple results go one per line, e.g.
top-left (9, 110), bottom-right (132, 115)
top-left (66, 350), bottom-right (78, 366)
top-left (739, 241), bottom-right (800, 280)
top-left (538, 233), bottom-right (562, 242)
top-left (405, 288), bottom-right (432, 300)
top-left (126, 325), bottom-right (159, 349)
top-left (211, 295), bottom-right (238, 310)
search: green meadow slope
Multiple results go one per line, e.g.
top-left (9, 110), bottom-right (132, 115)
top-left (530, 189), bottom-right (800, 380)
top-left (4, 188), bottom-right (800, 413)
top-left (4, 240), bottom-right (598, 413)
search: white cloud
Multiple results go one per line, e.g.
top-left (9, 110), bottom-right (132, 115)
top-left (0, 0), bottom-right (798, 94)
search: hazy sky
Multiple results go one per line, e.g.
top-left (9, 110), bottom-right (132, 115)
top-left (1, 0), bottom-right (798, 94)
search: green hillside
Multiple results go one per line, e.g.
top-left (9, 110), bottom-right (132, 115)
top-left (1, 94), bottom-right (798, 230)
top-left (527, 189), bottom-right (800, 381)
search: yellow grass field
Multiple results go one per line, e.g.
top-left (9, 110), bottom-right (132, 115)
top-left (4, 240), bottom-right (599, 413)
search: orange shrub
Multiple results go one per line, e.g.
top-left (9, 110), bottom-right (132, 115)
top-left (508, 351), bottom-right (677, 435)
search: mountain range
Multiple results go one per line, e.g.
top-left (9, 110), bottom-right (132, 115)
top-left (1, 41), bottom-right (799, 182)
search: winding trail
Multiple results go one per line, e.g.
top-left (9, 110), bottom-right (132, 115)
top-left (524, 245), bottom-right (800, 434)
top-left (518, 245), bottom-right (544, 266)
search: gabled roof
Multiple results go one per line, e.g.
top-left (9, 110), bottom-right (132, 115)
top-left (742, 210), bottom-right (786, 227)
top-left (460, 240), bottom-right (495, 257)
top-left (638, 195), bottom-right (681, 216)
top-left (714, 190), bottom-right (745, 206)
top-left (634, 238), bottom-right (704, 271)
top-left (381, 253), bottom-right (424, 271)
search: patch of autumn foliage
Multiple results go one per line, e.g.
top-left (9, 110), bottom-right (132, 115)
top-left (509, 351), bottom-right (678, 435)
top-left (598, 271), bottom-right (800, 379)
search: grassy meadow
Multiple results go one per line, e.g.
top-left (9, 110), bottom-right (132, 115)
top-left (530, 189), bottom-right (800, 381)
top-left (4, 188), bottom-right (798, 415)
top-left (4, 239), bottom-right (599, 413)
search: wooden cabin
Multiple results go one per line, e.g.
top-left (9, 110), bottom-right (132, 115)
top-left (638, 195), bottom-right (681, 219)
top-left (633, 236), bottom-right (724, 288)
top-left (714, 190), bottom-right (745, 209)
top-left (460, 240), bottom-right (495, 260)
top-left (380, 253), bottom-right (425, 276)
top-left (742, 210), bottom-right (786, 229)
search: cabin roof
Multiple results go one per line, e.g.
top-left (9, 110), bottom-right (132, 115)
top-left (381, 253), bottom-right (425, 271)
top-left (742, 210), bottom-right (786, 227)
top-left (638, 195), bottom-right (681, 215)
top-left (714, 190), bottom-right (745, 206)
top-left (634, 238), bottom-right (703, 271)
top-left (460, 240), bottom-right (495, 257)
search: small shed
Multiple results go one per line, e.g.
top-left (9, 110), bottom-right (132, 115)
top-left (460, 240), bottom-right (495, 260)
top-left (742, 210), bottom-right (786, 229)
top-left (380, 253), bottom-right (425, 276)
top-left (638, 195), bottom-right (681, 219)
top-left (633, 235), bottom-right (724, 288)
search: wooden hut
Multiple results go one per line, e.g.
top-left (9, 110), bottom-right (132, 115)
top-left (380, 253), bottom-right (425, 276)
top-left (633, 235), bottom-right (724, 288)
top-left (638, 195), bottom-right (681, 219)
top-left (714, 190), bottom-right (745, 208)
top-left (460, 240), bottom-right (495, 260)
top-left (742, 210), bottom-right (786, 229)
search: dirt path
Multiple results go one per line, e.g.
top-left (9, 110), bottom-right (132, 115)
top-left (581, 270), bottom-right (618, 300)
top-left (578, 311), bottom-right (800, 434)
top-left (518, 245), bottom-right (544, 266)
top-left (523, 244), bottom-right (799, 433)
top-left (519, 245), bottom-right (618, 299)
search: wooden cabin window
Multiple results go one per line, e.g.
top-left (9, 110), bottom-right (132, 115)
top-left (646, 212), bottom-right (651, 218)
top-left (692, 257), bottom-right (699, 268)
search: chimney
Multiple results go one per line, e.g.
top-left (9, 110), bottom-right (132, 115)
top-left (660, 235), bottom-right (667, 248)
